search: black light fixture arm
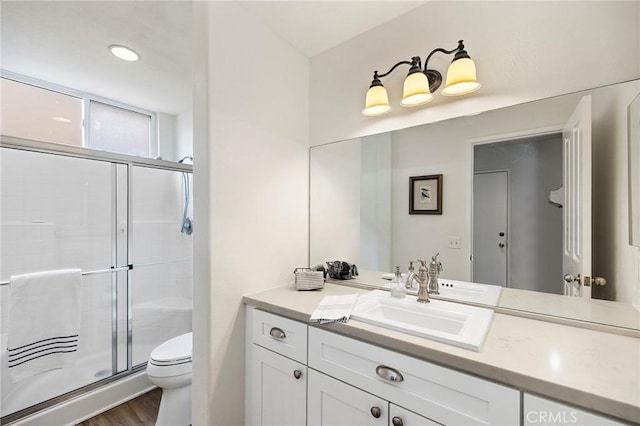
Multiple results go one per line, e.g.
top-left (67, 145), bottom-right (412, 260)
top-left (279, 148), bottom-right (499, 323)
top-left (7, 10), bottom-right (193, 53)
top-left (422, 40), bottom-right (466, 74)
top-left (368, 41), bottom-right (468, 93)
top-left (375, 57), bottom-right (420, 79)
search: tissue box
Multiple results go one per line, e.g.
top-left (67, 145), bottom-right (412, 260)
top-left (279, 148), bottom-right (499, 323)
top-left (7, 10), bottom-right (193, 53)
top-left (294, 268), bottom-right (325, 291)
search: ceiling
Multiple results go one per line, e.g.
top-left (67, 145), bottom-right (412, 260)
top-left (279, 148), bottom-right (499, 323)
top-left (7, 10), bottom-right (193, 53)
top-left (0, 1), bottom-right (424, 116)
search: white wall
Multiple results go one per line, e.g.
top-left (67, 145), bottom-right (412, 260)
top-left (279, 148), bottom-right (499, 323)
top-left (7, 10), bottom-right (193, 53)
top-left (310, 138), bottom-right (361, 266)
top-left (192, 3), bottom-right (309, 425)
top-left (310, 1), bottom-right (640, 146)
top-left (175, 109), bottom-right (193, 162)
top-left (360, 133), bottom-right (392, 271)
top-left (157, 112), bottom-right (176, 160)
top-left (591, 81), bottom-right (640, 306)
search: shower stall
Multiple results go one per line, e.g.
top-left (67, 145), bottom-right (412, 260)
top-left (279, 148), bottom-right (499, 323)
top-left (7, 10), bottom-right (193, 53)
top-left (0, 137), bottom-right (193, 422)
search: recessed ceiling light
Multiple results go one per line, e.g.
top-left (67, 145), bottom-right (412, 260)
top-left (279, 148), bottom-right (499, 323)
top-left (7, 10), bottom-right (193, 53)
top-left (108, 44), bottom-right (140, 62)
top-left (52, 116), bottom-right (72, 123)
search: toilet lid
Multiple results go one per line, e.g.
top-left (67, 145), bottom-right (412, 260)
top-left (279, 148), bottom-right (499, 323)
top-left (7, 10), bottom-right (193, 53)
top-left (150, 332), bottom-right (192, 364)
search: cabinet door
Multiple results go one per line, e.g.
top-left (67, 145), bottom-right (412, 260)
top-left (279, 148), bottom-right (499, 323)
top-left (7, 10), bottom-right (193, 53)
top-left (308, 369), bottom-right (387, 426)
top-left (524, 394), bottom-right (625, 426)
top-left (247, 344), bottom-right (306, 426)
top-left (389, 404), bottom-right (439, 426)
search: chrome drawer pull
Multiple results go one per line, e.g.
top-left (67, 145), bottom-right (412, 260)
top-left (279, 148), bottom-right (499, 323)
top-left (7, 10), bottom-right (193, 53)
top-left (269, 327), bottom-right (286, 339)
top-left (375, 365), bottom-right (404, 383)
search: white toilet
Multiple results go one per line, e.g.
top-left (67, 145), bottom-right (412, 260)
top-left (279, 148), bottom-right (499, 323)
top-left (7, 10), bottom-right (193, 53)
top-left (146, 332), bottom-right (193, 426)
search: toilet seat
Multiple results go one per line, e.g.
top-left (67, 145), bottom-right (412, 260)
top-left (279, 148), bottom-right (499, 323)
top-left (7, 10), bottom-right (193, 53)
top-left (147, 332), bottom-right (192, 378)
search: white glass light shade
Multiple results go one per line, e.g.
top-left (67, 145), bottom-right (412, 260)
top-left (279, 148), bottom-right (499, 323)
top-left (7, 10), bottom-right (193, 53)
top-left (362, 85), bottom-right (391, 116)
top-left (441, 57), bottom-right (481, 96)
top-left (401, 72), bottom-right (433, 107)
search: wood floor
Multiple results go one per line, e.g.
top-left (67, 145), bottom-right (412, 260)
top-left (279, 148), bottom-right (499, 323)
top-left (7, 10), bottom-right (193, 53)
top-left (76, 388), bottom-right (161, 426)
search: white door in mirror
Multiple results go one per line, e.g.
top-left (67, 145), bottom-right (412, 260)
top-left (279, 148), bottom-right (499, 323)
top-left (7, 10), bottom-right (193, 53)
top-left (562, 96), bottom-right (593, 298)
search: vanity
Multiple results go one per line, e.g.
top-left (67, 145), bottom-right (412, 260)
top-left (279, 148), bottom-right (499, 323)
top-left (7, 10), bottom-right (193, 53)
top-left (243, 284), bottom-right (639, 425)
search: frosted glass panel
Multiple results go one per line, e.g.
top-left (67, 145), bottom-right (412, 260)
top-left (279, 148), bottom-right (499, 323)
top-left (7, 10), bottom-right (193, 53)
top-left (0, 274), bottom-right (114, 417)
top-left (88, 101), bottom-right (151, 158)
top-left (131, 260), bottom-right (192, 366)
top-left (0, 148), bottom-right (113, 280)
top-left (0, 78), bottom-right (82, 146)
top-left (0, 148), bottom-right (115, 417)
top-left (132, 166), bottom-right (193, 265)
top-left (131, 165), bottom-right (192, 366)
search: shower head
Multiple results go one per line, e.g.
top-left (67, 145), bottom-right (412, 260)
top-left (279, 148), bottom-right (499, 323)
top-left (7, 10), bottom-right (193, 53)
top-left (178, 155), bottom-right (193, 164)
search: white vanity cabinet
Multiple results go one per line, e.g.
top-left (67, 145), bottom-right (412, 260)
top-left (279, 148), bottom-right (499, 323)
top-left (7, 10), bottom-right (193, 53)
top-left (308, 368), bottom-right (437, 426)
top-left (523, 394), bottom-right (625, 426)
top-left (308, 327), bottom-right (521, 426)
top-left (246, 308), bottom-right (308, 426)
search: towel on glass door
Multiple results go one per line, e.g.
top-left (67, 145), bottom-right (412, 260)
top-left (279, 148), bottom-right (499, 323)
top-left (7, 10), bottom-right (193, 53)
top-left (6, 269), bottom-right (82, 382)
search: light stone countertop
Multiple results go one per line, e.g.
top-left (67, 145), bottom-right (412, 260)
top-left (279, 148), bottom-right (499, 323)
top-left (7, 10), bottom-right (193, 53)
top-left (243, 283), bottom-right (640, 424)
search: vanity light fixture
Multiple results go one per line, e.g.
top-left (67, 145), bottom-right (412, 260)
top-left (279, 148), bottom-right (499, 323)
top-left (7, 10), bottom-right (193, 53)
top-left (363, 40), bottom-right (480, 116)
top-left (108, 44), bottom-right (140, 62)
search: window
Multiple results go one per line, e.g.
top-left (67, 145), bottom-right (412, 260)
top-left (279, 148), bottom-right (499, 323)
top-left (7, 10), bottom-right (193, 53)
top-left (88, 100), bottom-right (151, 158)
top-left (0, 78), bottom-right (83, 146)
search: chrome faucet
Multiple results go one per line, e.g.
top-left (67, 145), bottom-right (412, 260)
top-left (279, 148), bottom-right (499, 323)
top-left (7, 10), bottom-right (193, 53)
top-left (406, 259), bottom-right (430, 303)
top-left (427, 253), bottom-right (443, 294)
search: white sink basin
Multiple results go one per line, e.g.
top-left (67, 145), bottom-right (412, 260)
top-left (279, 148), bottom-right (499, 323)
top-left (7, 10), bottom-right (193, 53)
top-left (351, 290), bottom-right (494, 351)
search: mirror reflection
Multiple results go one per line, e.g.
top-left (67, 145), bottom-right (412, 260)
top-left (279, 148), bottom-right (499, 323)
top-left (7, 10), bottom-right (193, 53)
top-left (310, 79), bottom-right (640, 330)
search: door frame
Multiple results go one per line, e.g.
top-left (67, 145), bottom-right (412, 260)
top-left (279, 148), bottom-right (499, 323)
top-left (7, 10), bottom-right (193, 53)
top-left (467, 125), bottom-right (563, 282)
top-left (472, 169), bottom-right (511, 287)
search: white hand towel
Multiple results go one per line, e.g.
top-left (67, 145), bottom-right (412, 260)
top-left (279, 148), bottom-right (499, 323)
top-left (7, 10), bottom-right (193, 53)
top-left (7, 269), bottom-right (81, 382)
top-left (310, 294), bottom-right (359, 324)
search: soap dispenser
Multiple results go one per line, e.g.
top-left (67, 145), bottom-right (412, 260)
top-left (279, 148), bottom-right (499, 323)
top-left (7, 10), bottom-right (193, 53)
top-left (390, 266), bottom-right (405, 298)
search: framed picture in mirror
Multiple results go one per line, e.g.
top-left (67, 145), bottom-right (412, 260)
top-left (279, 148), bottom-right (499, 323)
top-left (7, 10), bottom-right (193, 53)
top-left (410, 174), bottom-right (443, 214)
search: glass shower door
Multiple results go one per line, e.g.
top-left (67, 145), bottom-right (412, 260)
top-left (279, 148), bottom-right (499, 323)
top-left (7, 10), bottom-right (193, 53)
top-left (0, 148), bottom-right (123, 417)
top-left (130, 165), bottom-right (193, 366)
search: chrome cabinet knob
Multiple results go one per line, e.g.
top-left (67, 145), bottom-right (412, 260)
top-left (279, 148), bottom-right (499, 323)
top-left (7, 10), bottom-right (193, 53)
top-left (293, 369), bottom-right (302, 379)
top-left (392, 416), bottom-right (404, 426)
top-left (370, 406), bottom-right (381, 419)
top-left (498, 242), bottom-right (505, 248)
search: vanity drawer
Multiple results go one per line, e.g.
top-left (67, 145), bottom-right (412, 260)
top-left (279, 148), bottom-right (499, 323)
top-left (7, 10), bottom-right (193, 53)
top-left (308, 327), bottom-right (519, 426)
top-left (251, 309), bottom-right (307, 363)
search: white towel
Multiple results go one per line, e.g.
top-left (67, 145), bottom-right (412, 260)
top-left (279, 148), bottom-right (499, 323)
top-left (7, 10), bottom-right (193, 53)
top-left (310, 294), bottom-right (359, 324)
top-left (7, 269), bottom-right (81, 382)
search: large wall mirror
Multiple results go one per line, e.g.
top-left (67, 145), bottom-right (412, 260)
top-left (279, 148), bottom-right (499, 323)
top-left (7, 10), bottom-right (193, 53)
top-left (310, 79), bottom-right (640, 331)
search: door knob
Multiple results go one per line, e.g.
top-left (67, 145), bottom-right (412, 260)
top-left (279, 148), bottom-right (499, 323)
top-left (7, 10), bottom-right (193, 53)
top-left (370, 406), bottom-right (381, 418)
top-left (564, 274), bottom-right (579, 283)
top-left (498, 242), bottom-right (505, 248)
